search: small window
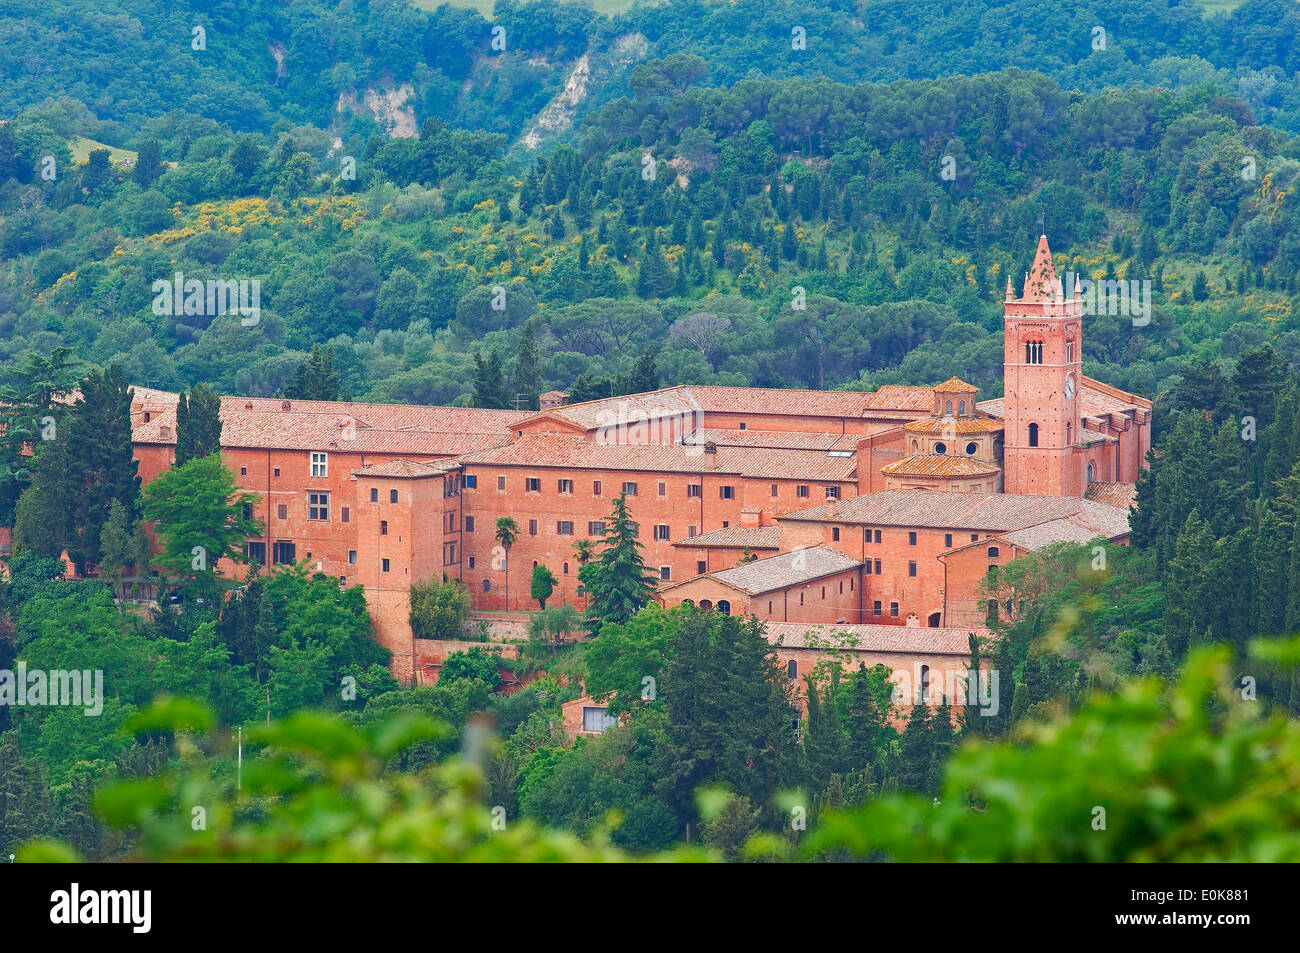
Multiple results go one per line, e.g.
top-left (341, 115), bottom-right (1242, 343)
top-left (688, 525), bottom-right (698, 537)
top-left (274, 467), bottom-right (280, 477)
top-left (594, 480), bottom-right (602, 495)
top-left (273, 540), bottom-right (296, 565)
top-left (241, 502), bottom-right (253, 521)
top-left (348, 550), bottom-right (357, 565)
top-left (739, 422), bottom-right (747, 430)
top-left (934, 442), bottom-right (947, 454)
top-left (909, 531), bottom-right (917, 545)
top-left (945, 533), bottom-right (952, 547)
top-left (526, 477), bottom-right (541, 492)
top-left (588, 521), bottom-right (605, 536)
top-left (908, 561), bottom-right (917, 577)
top-left (1028, 422), bottom-right (1039, 447)
top-left (787, 659), bottom-right (798, 679)
top-left (966, 442), bottom-right (978, 455)
top-left (821, 586), bottom-right (826, 598)
top-left (865, 561), bottom-right (872, 575)
top-left (240, 466), bottom-right (247, 476)
top-left (720, 485), bottom-right (735, 499)
top-left (310, 452), bottom-right (327, 478)
top-left (465, 516), bottom-right (475, 532)
top-left (277, 504), bottom-right (287, 520)
top-left (797, 485), bottom-right (809, 498)
top-left (825, 485), bottom-right (840, 499)
top-left (622, 481), bottom-right (637, 496)
top-left (658, 482), bottom-right (667, 497)
top-left (654, 524), bottom-right (671, 540)
top-left (687, 484), bottom-right (702, 498)
top-left (381, 558), bottom-right (390, 573)
top-left (873, 601), bottom-right (882, 615)
top-left (958, 400), bottom-right (966, 416)
top-left (562, 562), bottom-right (568, 574)
top-left (370, 488), bottom-right (379, 503)
top-left (944, 400), bottom-right (952, 415)
top-left (245, 541), bottom-right (266, 564)
top-left (483, 579), bottom-right (491, 592)
top-left (971, 534), bottom-right (979, 542)
top-left (558, 479), bottom-right (573, 494)
top-left (468, 556), bottom-right (476, 569)
top-left (873, 530), bottom-right (882, 543)
top-left (498, 476), bottom-right (506, 490)
top-left (308, 492), bottom-right (329, 520)
top-left (697, 560), bottom-right (707, 575)
top-left (660, 566), bottom-right (671, 581)
top-left (390, 489), bottom-right (398, 503)
top-left (987, 599), bottom-right (999, 622)
top-left (380, 520), bottom-right (388, 535)
top-left (988, 546), bottom-right (1000, 558)
top-left (873, 559), bottom-right (881, 574)
top-left (464, 474), bottom-right (477, 488)
top-left (890, 602), bottom-right (899, 617)
top-left (832, 527), bottom-right (840, 541)
top-left (529, 519), bottom-right (538, 535)
top-left (582, 706), bottom-right (617, 733)
top-left (558, 520), bottom-right (574, 535)
top-left (341, 506), bottom-right (350, 523)
top-left (770, 484), bottom-right (778, 497)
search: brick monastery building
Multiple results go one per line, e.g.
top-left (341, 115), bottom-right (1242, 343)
top-left (125, 237), bottom-right (1150, 681)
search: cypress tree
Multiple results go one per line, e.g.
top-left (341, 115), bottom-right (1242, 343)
top-left (512, 319), bottom-right (542, 411)
top-left (175, 383), bottom-right (223, 465)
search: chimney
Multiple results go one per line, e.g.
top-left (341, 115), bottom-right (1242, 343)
top-left (704, 441), bottom-right (718, 470)
top-left (825, 495), bottom-right (837, 518)
top-left (281, 400), bottom-right (291, 411)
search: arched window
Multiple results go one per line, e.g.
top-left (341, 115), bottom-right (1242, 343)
top-left (1025, 340), bottom-right (1044, 364)
top-left (483, 579), bottom-right (491, 592)
top-left (787, 659), bottom-right (798, 679)
top-left (912, 440), bottom-right (919, 453)
top-left (562, 561), bottom-right (569, 575)
top-left (717, 600), bottom-right (731, 615)
top-left (699, 599), bottom-right (713, 611)
top-left (988, 546), bottom-right (1000, 558)
top-left (944, 400), bottom-right (953, 415)
top-left (1028, 423), bottom-right (1039, 447)
top-left (1087, 462), bottom-right (1095, 482)
top-left (958, 400), bottom-right (966, 416)
top-left (920, 665), bottom-right (931, 704)
top-left (1066, 341), bottom-right (1074, 364)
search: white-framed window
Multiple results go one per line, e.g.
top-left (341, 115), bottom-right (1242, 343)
top-left (582, 706), bottom-right (617, 733)
top-left (308, 492), bottom-right (329, 520)
top-left (310, 451), bottom-right (328, 478)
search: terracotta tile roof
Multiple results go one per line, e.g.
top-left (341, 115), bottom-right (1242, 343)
top-left (778, 489), bottom-right (1131, 533)
top-left (130, 388), bottom-right (525, 454)
top-left (706, 545), bottom-right (861, 595)
top-left (1085, 481), bottom-right (1138, 510)
top-left (672, 526), bottom-right (780, 548)
top-left (902, 416), bottom-right (1003, 434)
top-left (1079, 428), bottom-right (1115, 446)
top-left (351, 459), bottom-right (457, 479)
top-left (880, 454), bottom-right (1001, 478)
top-left (764, 621), bottom-right (991, 655)
top-left (933, 377), bottom-right (980, 393)
top-left (997, 517), bottom-right (1124, 551)
top-left (457, 434), bottom-right (858, 481)
top-left (1079, 376), bottom-right (1152, 413)
top-left (976, 397), bottom-right (1005, 418)
top-left (539, 390), bottom-right (568, 400)
top-left (685, 428), bottom-right (860, 452)
top-left (862, 385), bottom-right (937, 412)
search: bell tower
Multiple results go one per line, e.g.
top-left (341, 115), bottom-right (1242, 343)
top-left (1002, 235), bottom-right (1084, 497)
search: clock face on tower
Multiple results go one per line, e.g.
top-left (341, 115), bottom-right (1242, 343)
top-left (1064, 377), bottom-right (1075, 399)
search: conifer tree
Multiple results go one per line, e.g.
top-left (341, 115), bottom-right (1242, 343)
top-left (1163, 509), bottom-right (1216, 658)
top-left (175, 383), bottom-right (223, 465)
top-left (803, 675), bottom-right (849, 796)
top-left (579, 492), bottom-right (657, 631)
top-left (286, 345), bottom-right (341, 401)
top-left (472, 348), bottom-right (510, 409)
top-left (512, 319), bottom-right (542, 411)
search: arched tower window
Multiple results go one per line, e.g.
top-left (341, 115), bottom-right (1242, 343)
top-left (1028, 423), bottom-right (1039, 447)
top-left (944, 400), bottom-right (953, 415)
top-left (1087, 462), bottom-right (1095, 482)
top-left (920, 664), bottom-right (931, 704)
top-left (1025, 340), bottom-right (1044, 364)
top-left (958, 400), bottom-right (966, 416)
top-left (1065, 341), bottom-right (1075, 364)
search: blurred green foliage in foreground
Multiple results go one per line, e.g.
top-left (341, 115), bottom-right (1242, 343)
top-left (18, 639), bottom-right (1300, 862)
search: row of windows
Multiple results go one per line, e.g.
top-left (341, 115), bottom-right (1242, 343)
top-left (1022, 340), bottom-right (1076, 366)
top-left (860, 530), bottom-right (985, 547)
top-left (470, 475), bottom-right (841, 500)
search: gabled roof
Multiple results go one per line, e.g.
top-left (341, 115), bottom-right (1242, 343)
top-left (765, 622), bottom-right (990, 656)
top-left (778, 489), bottom-right (1132, 535)
top-left (933, 377), bottom-right (979, 393)
top-left (697, 545), bottom-right (862, 596)
top-left (1085, 481), bottom-right (1138, 510)
top-left (457, 434), bottom-right (858, 481)
top-left (351, 459), bottom-right (458, 479)
top-left (672, 526), bottom-right (780, 549)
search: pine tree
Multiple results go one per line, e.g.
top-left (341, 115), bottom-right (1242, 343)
top-left (286, 345), bottom-right (341, 401)
top-left (97, 498), bottom-right (134, 601)
top-left (472, 349), bottom-right (510, 409)
top-left (512, 319), bottom-right (542, 411)
top-left (624, 353), bottom-right (660, 395)
top-left (175, 383), bottom-right (223, 465)
top-left (579, 492), bottom-right (657, 631)
top-left (64, 365), bottom-right (141, 575)
top-left (1163, 509), bottom-right (1216, 658)
top-left (895, 699), bottom-right (934, 795)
